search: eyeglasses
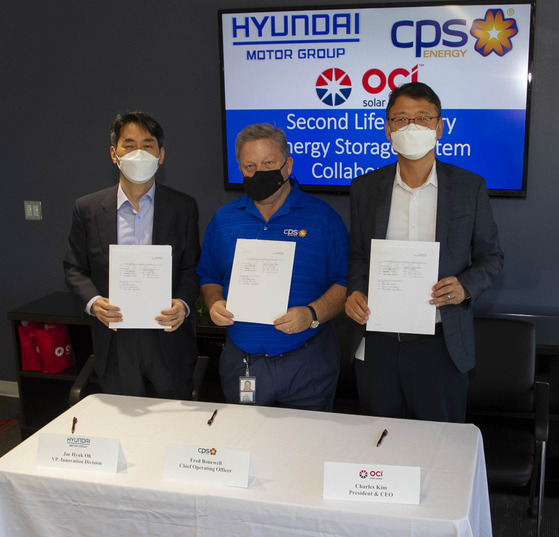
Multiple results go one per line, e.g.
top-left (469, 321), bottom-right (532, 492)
top-left (388, 116), bottom-right (440, 128)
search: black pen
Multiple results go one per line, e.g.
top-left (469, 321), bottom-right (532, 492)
top-left (207, 409), bottom-right (218, 426)
top-left (376, 428), bottom-right (388, 447)
top-left (72, 417), bottom-right (78, 434)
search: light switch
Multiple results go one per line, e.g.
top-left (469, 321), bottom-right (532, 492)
top-left (24, 200), bottom-right (42, 221)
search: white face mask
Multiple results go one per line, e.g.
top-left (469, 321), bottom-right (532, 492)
top-left (390, 123), bottom-right (438, 161)
top-left (114, 149), bottom-right (160, 184)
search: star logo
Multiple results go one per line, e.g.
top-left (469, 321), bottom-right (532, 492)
top-left (470, 9), bottom-right (519, 57)
top-left (210, 448), bottom-right (217, 455)
top-left (316, 68), bottom-right (352, 106)
top-left (298, 229), bottom-right (307, 237)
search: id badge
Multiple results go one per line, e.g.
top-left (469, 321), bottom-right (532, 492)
top-left (239, 376), bottom-right (256, 404)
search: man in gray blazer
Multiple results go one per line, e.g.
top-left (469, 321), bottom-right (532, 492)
top-left (64, 111), bottom-right (200, 399)
top-left (345, 82), bottom-right (503, 422)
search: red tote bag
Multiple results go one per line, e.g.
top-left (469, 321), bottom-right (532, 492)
top-left (34, 324), bottom-right (76, 374)
top-left (17, 322), bottom-right (43, 371)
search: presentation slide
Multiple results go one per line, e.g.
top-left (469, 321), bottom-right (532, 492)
top-left (219, 3), bottom-right (533, 195)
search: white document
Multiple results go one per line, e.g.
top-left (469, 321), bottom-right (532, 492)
top-left (367, 239), bottom-right (439, 335)
top-left (109, 244), bottom-right (172, 329)
top-left (226, 239), bottom-right (296, 325)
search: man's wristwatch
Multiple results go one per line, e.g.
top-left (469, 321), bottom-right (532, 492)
top-left (307, 305), bottom-right (319, 329)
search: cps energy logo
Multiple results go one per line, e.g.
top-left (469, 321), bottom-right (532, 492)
top-left (470, 8), bottom-right (519, 57)
top-left (392, 7), bottom-right (521, 58)
top-left (198, 447), bottom-right (217, 455)
top-left (284, 228), bottom-right (307, 237)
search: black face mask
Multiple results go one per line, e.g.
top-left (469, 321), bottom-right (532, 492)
top-left (243, 160), bottom-right (288, 201)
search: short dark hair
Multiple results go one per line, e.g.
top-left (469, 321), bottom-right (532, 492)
top-left (386, 82), bottom-right (442, 119)
top-left (110, 111), bottom-right (164, 148)
top-left (235, 123), bottom-right (289, 162)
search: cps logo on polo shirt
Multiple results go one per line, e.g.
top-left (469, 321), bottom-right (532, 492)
top-left (283, 228), bottom-right (307, 237)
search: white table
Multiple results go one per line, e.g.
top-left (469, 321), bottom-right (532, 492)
top-left (0, 394), bottom-right (492, 537)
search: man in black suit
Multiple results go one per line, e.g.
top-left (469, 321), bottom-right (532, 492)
top-left (64, 111), bottom-right (200, 399)
top-left (345, 83), bottom-right (503, 422)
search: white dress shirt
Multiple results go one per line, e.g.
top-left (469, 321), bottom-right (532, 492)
top-left (386, 162), bottom-right (441, 324)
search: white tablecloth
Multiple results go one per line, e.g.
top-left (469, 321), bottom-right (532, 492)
top-left (0, 394), bottom-right (492, 537)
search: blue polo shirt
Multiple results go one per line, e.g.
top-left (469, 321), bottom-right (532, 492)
top-left (197, 182), bottom-right (349, 355)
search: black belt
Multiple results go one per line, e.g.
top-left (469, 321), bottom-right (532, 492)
top-left (379, 323), bottom-right (443, 342)
top-left (237, 323), bottom-right (328, 359)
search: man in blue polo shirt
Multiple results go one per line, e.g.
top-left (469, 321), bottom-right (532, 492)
top-left (197, 123), bottom-right (349, 410)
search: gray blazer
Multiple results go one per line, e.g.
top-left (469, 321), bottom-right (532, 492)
top-left (347, 161), bottom-right (504, 373)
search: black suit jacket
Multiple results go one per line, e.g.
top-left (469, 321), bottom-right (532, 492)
top-left (347, 161), bottom-right (504, 373)
top-left (63, 183), bottom-right (201, 379)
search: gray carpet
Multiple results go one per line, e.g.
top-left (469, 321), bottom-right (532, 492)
top-left (490, 491), bottom-right (559, 536)
top-left (0, 396), bottom-right (21, 457)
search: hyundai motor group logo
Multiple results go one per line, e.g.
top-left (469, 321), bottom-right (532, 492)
top-left (316, 68), bottom-right (352, 106)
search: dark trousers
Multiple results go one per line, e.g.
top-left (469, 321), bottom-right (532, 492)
top-left (355, 328), bottom-right (468, 422)
top-left (98, 329), bottom-right (190, 400)
top-left (219, 322), bottom-right (340, 411)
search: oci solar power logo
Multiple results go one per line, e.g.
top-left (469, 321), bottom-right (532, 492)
top-left (359, 470), bottom-right (368, 478)
top-left (316, 68), bottom-right (352, 106)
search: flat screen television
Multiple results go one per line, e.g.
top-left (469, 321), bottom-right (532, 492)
top-left (219, 2), bottom-right (534, 196)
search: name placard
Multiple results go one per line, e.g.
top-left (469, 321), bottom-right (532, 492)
top-left (164, 445), bottom-right (253, 488)
top-left (323, 462), bottom-right (420, 505)
top-left (36, 433), bottom-right (126, 473)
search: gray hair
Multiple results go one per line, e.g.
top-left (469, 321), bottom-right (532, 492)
top-left (235, 123), bottom-right (290, 162)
